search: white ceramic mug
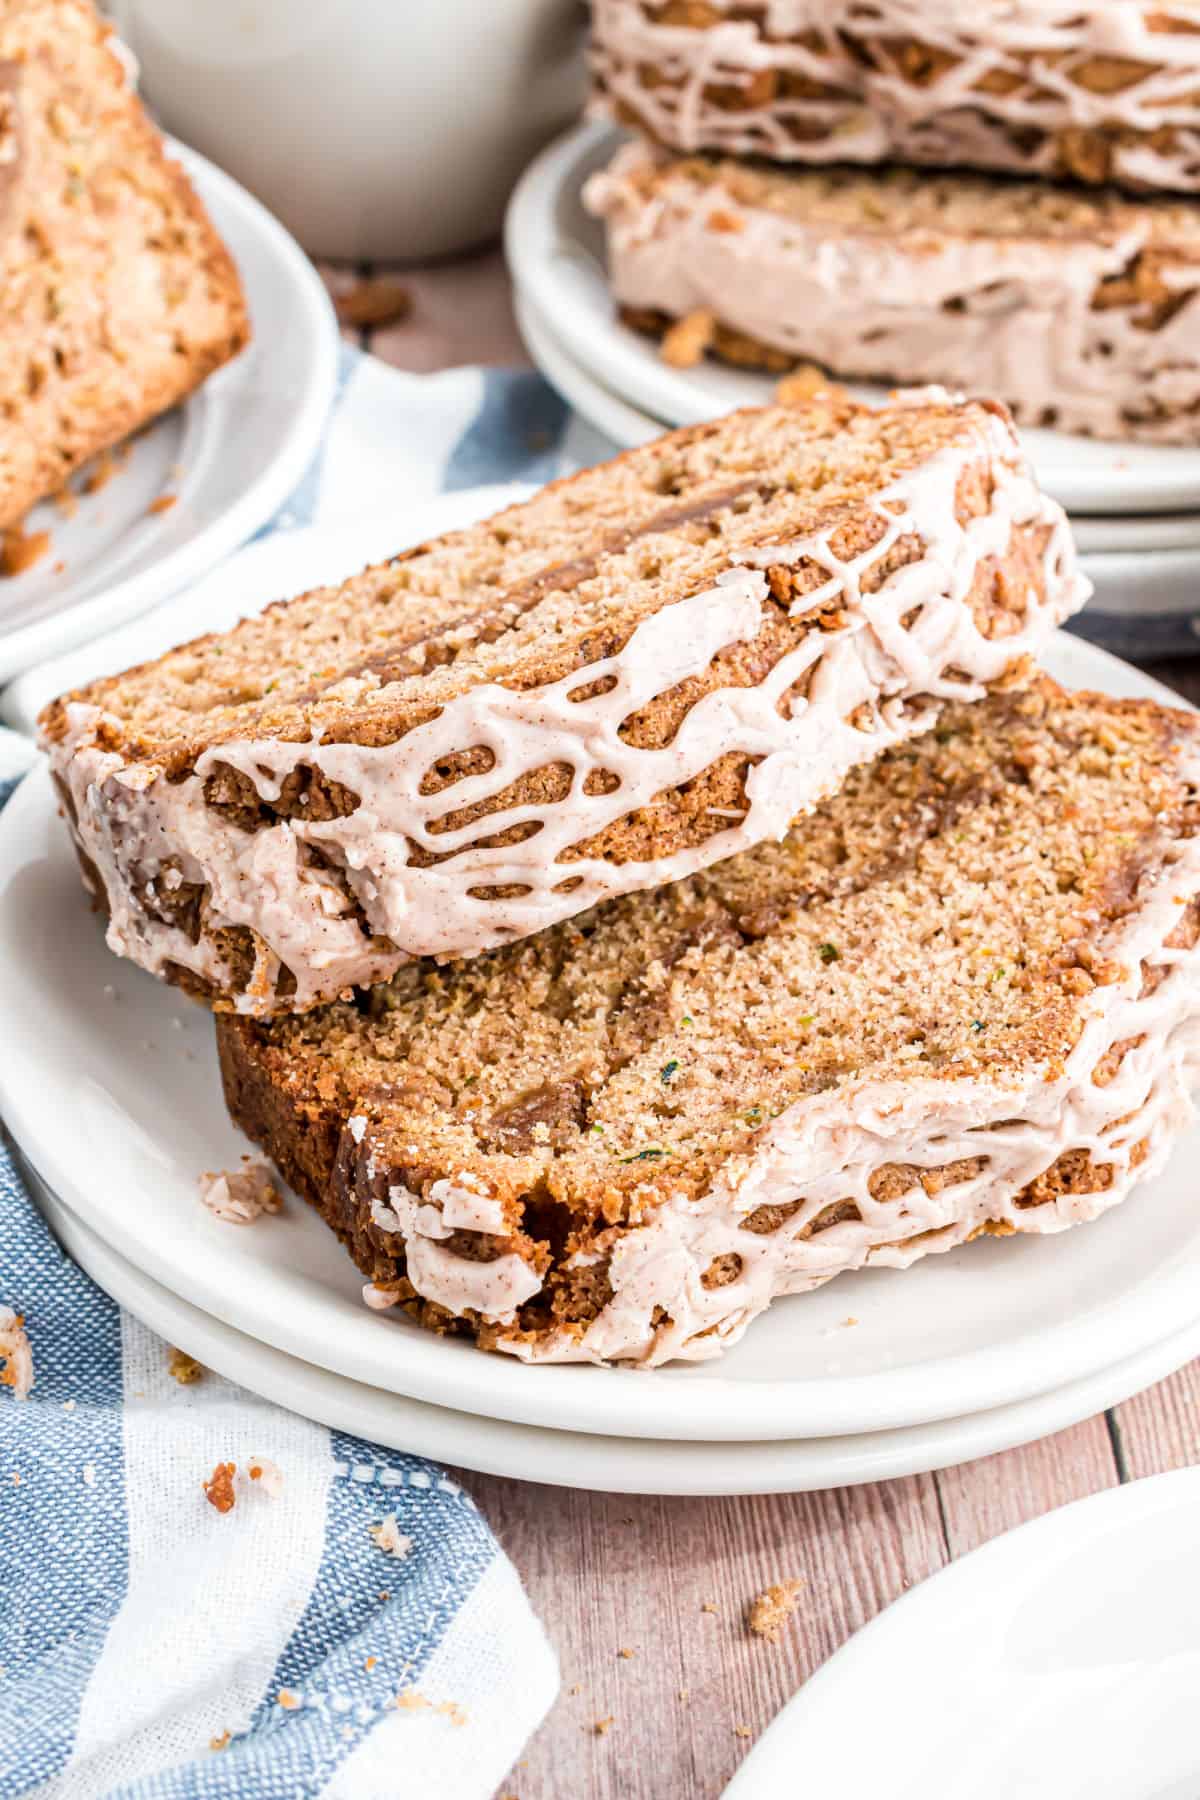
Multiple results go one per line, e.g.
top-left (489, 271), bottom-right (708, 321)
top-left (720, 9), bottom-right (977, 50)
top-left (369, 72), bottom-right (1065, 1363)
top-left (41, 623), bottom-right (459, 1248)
top-left (110, 0), bottom-right (588, 261)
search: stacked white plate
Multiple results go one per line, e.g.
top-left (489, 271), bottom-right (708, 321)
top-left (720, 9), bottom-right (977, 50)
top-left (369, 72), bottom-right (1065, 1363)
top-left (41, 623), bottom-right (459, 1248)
top-left (4, 499), bottom-right (1200, 1498)
top-left (506, 122), bottom-right (1200, 661)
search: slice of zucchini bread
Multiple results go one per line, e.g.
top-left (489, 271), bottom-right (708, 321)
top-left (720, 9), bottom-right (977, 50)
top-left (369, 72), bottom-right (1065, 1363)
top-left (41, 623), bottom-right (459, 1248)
top-left (590, 0), bottom-right (1200, 194)
top-left (0, 0), bottom-right (249, 529)
top-left (588, 142), bottom-right (1200, 445)
top-left (42, 394), bottom-right (1085, 1016)
top-left (218, 681), bottom-right (1200, 1367)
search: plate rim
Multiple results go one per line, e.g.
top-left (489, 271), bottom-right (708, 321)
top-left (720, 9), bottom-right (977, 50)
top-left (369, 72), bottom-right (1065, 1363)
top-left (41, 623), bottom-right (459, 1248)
top-left (30, 1166), bottom-right (1200, 1498)
top-left (505, 119), bottom-right (1200, 518)
top-left (0, 137), bottom-right (340, 682)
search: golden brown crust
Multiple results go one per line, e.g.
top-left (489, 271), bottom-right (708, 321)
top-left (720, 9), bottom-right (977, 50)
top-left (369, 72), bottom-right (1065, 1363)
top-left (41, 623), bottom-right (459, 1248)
top-left (0, 0), bottom-right (249, 530)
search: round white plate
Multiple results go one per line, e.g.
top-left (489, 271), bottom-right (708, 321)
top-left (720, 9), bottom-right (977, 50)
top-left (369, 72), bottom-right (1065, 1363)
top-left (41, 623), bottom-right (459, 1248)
top-left (727, 1468), bottom-right (1200, 1796)
top-left (515, 289), bottom-right (657, 452)
top-left (1, 535), bottom-right (1198, 1441)
top-left (0, 139), bottom-right (339, 683)
top-left (28, 1163), bottom-right (1200, 1497)
top-left (506, 122), bottom-right (1200, 518)
top-left (1074, 513), bottom-right (1200, 555)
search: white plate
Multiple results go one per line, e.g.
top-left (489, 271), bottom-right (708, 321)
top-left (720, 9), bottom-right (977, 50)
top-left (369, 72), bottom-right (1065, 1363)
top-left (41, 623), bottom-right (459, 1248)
top-left (515, 289), bottom-right (657, 452)
top-left (1074, 514), bottom-right (1200, 555)
top-left (0, 139), bottom-right (339, 683)
top-left (506, 123), bottom-right (1200, 518)
top-left (1, 537), bottom-right (1198, 1441)
top-left (27, 1163), bottom-right (1200, 1497)
top-left (728, 1468), bottom-right (1200, 1796)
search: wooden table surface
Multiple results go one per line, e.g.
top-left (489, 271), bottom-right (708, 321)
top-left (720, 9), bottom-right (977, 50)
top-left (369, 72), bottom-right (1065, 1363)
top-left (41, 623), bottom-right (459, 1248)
top-left (328, 256), bottom-right (1200, 1800)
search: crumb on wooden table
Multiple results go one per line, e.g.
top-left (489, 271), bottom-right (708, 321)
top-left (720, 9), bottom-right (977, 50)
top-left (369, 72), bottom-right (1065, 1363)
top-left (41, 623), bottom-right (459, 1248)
top-left (334, 276), bottom-right (412, 331)
top-left (748, 1579), bottom-right (806, 1643)
top-left (700, 1601), bottom-right (718, 1615)
top-left (1, 525), bottom-right (51, 577)
top-left (660, 307), bottom-right (715, 368)
top-left (204, 1460), bottom-right (237, 1514)
top-left (733, 1723), bottom-right (753, 1740)
top-left (616, 1647), bottom-right (636, 1660)
top-left (167, 1346), bottom-right (203, 1385)
top-left (592, 1715), bottom-right (615, 1736)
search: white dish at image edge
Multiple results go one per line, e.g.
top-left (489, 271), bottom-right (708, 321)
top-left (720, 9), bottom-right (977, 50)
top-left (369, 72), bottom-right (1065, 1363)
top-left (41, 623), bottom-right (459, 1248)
top-left (505, 122), bottom-right (1200, 518)
top-left (0, 138), bottom-right (339, 683)
top-left (726, 1467), bottom-right (1200, 1797)
top-left (1, 496), bottom-right (1199, 1444)
top-left (27, 1164), bottom-right (1200, 1497)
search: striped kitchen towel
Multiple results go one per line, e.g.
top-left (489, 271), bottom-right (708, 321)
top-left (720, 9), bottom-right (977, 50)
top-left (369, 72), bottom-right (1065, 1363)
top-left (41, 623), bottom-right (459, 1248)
top-left (0, 357), bottom-right (576, 1798)
top-left (0, 1136), bottom-right (557, 1799)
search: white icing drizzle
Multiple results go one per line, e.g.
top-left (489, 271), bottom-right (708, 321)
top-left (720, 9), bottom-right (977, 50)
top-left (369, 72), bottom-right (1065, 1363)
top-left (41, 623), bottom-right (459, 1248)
top-left (495, 779), bottom-right (1200, 1365)
top-left (588, 139), bottom-right (1200, 445)
top-left (374, 1179), bottom-right (542, 1323)
top-left (49, 408), bottom-right (1085, 1013)
top-left (590, 0), bottom-right (1200, 190)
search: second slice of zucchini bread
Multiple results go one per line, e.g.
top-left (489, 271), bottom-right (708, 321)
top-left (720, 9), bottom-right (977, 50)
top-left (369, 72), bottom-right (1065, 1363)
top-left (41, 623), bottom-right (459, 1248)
top-left (42, 394), bottom-right (1085, 1015)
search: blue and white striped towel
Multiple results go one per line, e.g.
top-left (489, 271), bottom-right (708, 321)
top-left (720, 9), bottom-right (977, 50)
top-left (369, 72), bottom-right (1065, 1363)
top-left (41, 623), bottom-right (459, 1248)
top-left (0, 353), bottom-right (590, 1799)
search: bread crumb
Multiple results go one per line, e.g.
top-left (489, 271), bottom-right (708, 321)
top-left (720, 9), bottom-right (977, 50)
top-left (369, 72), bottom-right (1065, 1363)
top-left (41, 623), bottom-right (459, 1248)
top-left (1, 525), bottom-right (51, 576)
top-left (364, 1656), bottom-right (377, 1672)
top-left (209, 1731), bottom-right (230, 1751)
top-left (435, 1700), bottom-right (469, 1727)
top-left (568, 1682), bottom-right (583, 1696)
top-left (396, 1689), bottom-right (428, 1712)
top-left (748, 1579), bottom-right (805, 1643)
top-left (0, 1308), bottom-right (33, 1400)
top-left (204, 1461), bottom-right (237, 1514)
top-left (247, 1456), bottom-right (284, 1498)
top-left (701, 1601), bottom-right (718, 1615)
top-left (167, 1346), bottom-right (204, 1385)
top-left (734, 1723), bottom-right (753, 1740)
top-left (617, 1647), bottom-right (636, 1660)
top-left (369, 1514), bottom-right (414, 1558)
top-left (660, 307), bottom-right (715, 368)
top-left (678, 1687), bottom-right (690, 1703)
top-left (776, 363), bottom-right (846, 407)
top-left (81, 447), bottom-right (126, 495)
top-left (335, 276), bottom-right (412, 331)
top-left (199, 1158), bottom-right (281, 1224)
top-left (592, 1715), bottom-right (614, 1736)
top-left (147, 493), bottom-right (177, 516)
top-left (276, 1688), bottom-right (302, 1711)
top-left (842, 1316), bottom-right (859, 1327)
